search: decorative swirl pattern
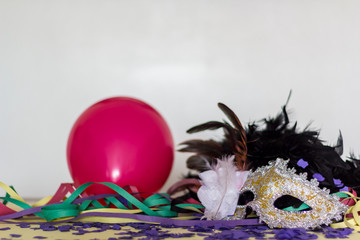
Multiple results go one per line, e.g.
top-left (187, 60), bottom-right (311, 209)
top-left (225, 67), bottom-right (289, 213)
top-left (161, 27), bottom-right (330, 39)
top-left (235, 159), bottom-right (348, 228)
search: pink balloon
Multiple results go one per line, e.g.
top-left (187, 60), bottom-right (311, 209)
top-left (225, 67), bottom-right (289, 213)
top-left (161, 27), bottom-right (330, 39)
top-left (66, 97), bottom-right (174, 195)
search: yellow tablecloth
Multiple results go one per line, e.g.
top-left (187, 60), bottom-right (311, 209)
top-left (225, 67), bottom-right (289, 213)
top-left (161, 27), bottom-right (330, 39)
top-left (1, 221), bottom-right (359, 240)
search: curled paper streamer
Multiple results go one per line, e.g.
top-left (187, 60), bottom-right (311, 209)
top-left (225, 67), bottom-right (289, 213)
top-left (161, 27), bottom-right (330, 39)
top-left (331, 191), bottom-right (360, 230)
top-left (0, 181), bottom-right (203, 223)
top-left (0, 181), bottom-right (261, 226)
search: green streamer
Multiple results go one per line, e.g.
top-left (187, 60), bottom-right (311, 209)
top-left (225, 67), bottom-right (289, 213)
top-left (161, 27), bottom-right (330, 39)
top-left (41, 203), bottom-right (79, 221)
top-left (1, 182), bottom-right (204, 222)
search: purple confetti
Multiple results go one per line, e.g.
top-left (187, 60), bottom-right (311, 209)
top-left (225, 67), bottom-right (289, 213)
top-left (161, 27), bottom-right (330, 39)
top-left (170, 233), bottom-right (194, 238)
top-left (10, 234), bottom-right (22, 238)
top-left (297, 159), bottom-right (308, 169)
top-left (0, 227), bottom-right (10, 231)
top-left (275, 229), bottom-right (296, 239)
top-left (73, 222), bottom-right (84, 226)
top-left (296, 235), bottom-right (314, 240)
top-left (313, 173), bottom-right (325, 182)
top-left (338, 228), bottom-right (354, 235)
top-left (197, 233), bottom-right (208, 236)
top-left (144, 228), bottom-right (159, 236)
top-left (269, 228), bottom-right (318, 240)
top-left (233, 230), bottom-right (250, 238)
top-left (114, 232), bottom-right (130, 235)
top-left (83, 223), bottom-right (93, 228)
top-left (321, 227), bottom-right (353, 239)
top-left (159, 223), bottom-right (175, 228)
top-left (307, 234), bottom-right (319, 239)
top-left (325, 233), bottom-right (338, 238)
top-left (18, 223), bottom-right (31, 228)
top-left (213, 223), bottom-right (231, 230)
top-left (45, 227), bottom-right (57, 232)
top-left (333, 178), bottom-right (344, 188)
top-left (58, 225), bottom-right (72, 232)
top-left (0, 220), bottom-right (354, 239)
top-left (188, 224), bottom-right (214, 233)
top-left (256, 226), bottom-right (270, 230)
top-left (112, 224), bottom-right (121, 230)
top-left (204, 229), bottom-right (249, 239)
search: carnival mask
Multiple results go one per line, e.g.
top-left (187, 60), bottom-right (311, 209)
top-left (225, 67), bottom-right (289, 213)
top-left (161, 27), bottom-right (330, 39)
top-left (234, 159), bottom-right (348, 228)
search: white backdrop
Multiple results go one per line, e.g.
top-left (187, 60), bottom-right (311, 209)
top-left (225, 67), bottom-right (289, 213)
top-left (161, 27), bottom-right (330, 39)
top-left (1, 0), bottom-right (360, 198)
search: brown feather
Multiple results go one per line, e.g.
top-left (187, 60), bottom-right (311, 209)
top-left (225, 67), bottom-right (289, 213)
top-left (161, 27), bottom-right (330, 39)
top-left (186, 155), bottom-right (216, 171)
top-left (218, 103), bottom-right (248, 169)
top-left (181, 104), bottom-right (249, 171)
top-left (179, 139), bottom-right (223, 156)
top-left (187, 121), bottom-right (228, 133)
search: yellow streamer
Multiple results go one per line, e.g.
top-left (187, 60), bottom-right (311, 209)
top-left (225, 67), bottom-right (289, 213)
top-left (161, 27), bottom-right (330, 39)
top-left (0, 181), bottom-right (56, 211)
top-left (331, 191), bottom-right (360, 230)
top-left (32, 196), bottom-right (53, 207)
top-left (0, 182), bottom-right (26, 203)
top-left (0, 181), bottom-right (201, 224)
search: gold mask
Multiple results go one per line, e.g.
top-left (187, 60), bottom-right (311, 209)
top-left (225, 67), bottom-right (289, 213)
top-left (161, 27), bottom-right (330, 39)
top-left (235, 159), bottom-right (348, 228)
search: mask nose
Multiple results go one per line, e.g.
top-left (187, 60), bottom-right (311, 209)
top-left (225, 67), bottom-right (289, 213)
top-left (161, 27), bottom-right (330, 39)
top-left (233, 205), bottom-right (253, 219)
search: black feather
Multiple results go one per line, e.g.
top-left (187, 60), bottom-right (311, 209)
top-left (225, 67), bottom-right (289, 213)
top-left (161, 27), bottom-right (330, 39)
top-left (180, 99), bottom-right (360, 194)
top-left (334, 131), bottom-right (343, 156)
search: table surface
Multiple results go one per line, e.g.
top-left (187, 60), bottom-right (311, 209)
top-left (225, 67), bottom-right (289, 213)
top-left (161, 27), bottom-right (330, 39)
top-left (0, 221), bottom-right (359, 240)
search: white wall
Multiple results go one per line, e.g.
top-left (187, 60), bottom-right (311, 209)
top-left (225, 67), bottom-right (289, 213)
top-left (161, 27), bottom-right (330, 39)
top-left (1, 0), bottom-right (360, 198)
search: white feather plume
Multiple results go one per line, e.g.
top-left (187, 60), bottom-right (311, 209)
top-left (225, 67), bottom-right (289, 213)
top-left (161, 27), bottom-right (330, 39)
top-left (197, 155), bottom-right (249, 220)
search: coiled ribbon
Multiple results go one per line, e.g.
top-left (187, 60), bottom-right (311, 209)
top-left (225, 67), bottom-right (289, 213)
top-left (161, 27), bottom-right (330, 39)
top-left (0, 181), bottom-right (202, 223)
top-left (0, 181), bottom-right (262, 226)
top-left (331, 191), bottom-right (360, 230)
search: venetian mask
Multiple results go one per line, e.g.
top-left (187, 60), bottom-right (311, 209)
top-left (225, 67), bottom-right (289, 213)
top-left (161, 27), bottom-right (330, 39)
top-left (234, 159), bottom-right (348, 228)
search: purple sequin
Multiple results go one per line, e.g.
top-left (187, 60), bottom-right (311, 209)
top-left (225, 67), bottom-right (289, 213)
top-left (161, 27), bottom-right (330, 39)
top-left (313, 173), bottom-right (325, 182)
top-left (269, 228), bottom-right (318, 239)
top-left (40, 225), bottom-right (57, 231)
top-left (9, 234), bottom-right (21, 238)
top-left (333, 179), bottom-right (344, 188)
top-left (297, 159), bottom-right (308, 169)
top-left (214, 223), bottom-right (231, 230)
top-left (112, 224), bottom-right (121, 230)
top-left (204, 229), bottom-right (250, 239)
top-left (58, 225), bottom-right (72, 232)
top-left (18, 223), bottom-right (30, 228)
top-left (188, 224), bottom-right (214, 233)
top-left (321, 227), bottom-right (354, 238)
top-left (144, 228), bottom-right (159, 236)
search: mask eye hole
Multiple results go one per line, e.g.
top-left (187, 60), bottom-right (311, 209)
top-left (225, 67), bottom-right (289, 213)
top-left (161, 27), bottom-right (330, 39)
top-left (274, 195), bottom-right (312, 211)
top-left (238, 190), bottom-right (255, 205)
